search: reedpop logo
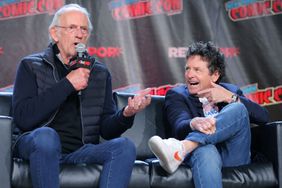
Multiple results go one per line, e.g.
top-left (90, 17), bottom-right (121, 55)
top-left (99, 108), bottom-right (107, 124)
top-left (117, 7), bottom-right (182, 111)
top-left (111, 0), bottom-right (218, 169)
top-left (87, 46), bottom-right (122, 58)
top-left (168, 47), bottom-right (240, 58)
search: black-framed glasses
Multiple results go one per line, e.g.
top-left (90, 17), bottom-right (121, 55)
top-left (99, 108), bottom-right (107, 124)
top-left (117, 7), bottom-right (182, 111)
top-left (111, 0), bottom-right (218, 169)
top-left (55, 25), bottom-right (89, 35)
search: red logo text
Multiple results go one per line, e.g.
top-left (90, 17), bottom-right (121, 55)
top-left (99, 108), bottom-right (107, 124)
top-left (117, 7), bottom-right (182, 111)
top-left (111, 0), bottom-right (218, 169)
top-left (226, 0), bottom-right (282, 21)
top-left (0, 0), bottom-right (64, 21)
top-left (109, 0), bottom-right (183, 20)
top-left (88, 47), bottom-right (122, 58)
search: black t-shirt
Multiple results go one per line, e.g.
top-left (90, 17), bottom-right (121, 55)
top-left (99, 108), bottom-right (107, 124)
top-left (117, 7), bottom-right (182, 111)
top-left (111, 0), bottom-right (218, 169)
top-left (49, 51), bottom-right (83, 154)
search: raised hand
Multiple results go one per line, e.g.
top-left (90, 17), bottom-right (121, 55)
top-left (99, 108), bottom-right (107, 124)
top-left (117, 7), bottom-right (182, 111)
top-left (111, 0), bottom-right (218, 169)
top-left (197, 82), bottom-right (234, 103)
top-left (123, 89), bottom-right (152, 117)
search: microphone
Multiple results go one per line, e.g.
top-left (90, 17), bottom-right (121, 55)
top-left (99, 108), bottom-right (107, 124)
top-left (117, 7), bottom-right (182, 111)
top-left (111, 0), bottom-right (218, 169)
top-left (76, 43), bottom-right (86, 58)
top-left (69, 43), bottom-right (94, 96)
top-left (69, 43), bottom-right (94, 70)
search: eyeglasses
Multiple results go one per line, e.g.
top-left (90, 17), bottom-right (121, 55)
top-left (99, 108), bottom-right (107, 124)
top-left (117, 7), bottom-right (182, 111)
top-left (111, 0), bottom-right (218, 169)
top-left (55, 25), bottom-right (89, 35)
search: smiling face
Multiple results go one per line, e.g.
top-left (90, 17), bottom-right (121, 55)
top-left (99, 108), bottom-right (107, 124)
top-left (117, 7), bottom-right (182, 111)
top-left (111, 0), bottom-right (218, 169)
top-left (185, 55), bottom-right (220, 95)
top-left (49, 10), bottom-right (90, 63)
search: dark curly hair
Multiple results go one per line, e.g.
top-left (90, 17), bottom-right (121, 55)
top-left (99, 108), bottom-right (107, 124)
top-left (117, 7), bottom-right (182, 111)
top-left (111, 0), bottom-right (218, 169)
top-left (186, 41), bottom-right (225, 83)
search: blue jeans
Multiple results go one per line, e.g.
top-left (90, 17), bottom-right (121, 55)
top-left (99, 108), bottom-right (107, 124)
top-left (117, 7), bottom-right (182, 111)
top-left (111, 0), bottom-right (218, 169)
top-left (184, 102), bottom-right (251, 188)
top-left (15, 127), bottom-right (136, 188)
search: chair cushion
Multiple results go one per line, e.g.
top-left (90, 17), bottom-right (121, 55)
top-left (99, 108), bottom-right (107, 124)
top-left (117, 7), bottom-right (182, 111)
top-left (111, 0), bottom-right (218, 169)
top-left (150, 160), bottom-right (277, 188)
top-left (12, 159), bottom-right (150, 188)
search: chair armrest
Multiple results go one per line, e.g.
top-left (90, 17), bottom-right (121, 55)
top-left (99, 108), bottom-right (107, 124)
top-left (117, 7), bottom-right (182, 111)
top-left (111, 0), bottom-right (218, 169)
top-left (251, 121), bottom-right (282, 188)
top-left (0, 116), bottom-right (12, 188)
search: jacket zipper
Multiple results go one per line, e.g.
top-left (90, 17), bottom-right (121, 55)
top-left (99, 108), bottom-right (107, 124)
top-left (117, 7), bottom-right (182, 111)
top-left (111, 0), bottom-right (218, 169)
top-left (45, 57), bottom-right (93, 145)
top-left (78, 93), bottom-right (85, 144)
top-left (78, 62), bottom-right (95, 144)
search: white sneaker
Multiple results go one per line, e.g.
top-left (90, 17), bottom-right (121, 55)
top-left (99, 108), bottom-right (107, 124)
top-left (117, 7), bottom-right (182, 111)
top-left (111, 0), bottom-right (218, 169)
top-left (148, 136), bottom-right (185, 174)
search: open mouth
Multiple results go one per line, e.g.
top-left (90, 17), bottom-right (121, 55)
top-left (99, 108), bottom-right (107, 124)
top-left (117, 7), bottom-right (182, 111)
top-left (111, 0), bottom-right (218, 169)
top-left (189, 81), bottom-right (199, 86)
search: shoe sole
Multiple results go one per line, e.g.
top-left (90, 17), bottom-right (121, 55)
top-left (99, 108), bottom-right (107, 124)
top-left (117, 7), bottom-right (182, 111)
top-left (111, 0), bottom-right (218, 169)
top-left (148, 136), bottom-right (175, 173)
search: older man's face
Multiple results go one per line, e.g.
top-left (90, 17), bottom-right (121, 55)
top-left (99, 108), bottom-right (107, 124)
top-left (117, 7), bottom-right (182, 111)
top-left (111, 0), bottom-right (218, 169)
top-left (51, 10), bottom-right (90, 62)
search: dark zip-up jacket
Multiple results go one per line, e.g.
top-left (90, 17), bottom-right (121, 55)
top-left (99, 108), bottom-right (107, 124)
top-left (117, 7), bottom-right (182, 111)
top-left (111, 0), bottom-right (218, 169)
top-left (12, 44), bottom-right (134, 146)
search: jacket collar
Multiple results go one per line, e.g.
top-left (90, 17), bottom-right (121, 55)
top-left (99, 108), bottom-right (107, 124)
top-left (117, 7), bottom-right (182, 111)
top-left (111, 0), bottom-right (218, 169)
top-left (42, 43), bottom-right (57, 66)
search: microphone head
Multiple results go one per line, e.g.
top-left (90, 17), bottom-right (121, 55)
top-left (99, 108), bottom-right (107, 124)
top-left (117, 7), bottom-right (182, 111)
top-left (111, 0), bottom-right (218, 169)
top-left (75, 43), bottom-right (86, 57)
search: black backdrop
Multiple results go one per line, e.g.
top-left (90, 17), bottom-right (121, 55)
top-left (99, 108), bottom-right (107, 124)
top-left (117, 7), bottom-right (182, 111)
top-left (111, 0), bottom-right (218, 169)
top-left (0, 0), bottom-right (281, 121)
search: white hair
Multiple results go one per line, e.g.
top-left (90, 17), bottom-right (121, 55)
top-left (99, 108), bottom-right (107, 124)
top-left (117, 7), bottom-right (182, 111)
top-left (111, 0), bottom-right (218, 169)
top-left (48, 4), bottom-right (93, 42)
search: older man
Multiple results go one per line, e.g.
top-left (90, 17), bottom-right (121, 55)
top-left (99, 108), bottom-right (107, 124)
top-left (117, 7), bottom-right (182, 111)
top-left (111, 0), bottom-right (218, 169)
top-left (12, 4), bottom-right (151, 188)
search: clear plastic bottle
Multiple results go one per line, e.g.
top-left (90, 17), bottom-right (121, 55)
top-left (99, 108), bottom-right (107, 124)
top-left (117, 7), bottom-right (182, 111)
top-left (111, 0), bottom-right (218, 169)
top-left (199, 97), bottom-right (219, 117)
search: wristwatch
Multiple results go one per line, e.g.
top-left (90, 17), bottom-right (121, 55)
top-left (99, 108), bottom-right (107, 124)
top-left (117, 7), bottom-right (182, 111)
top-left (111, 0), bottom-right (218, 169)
top-left (230, 94), bottom-right (239, 103)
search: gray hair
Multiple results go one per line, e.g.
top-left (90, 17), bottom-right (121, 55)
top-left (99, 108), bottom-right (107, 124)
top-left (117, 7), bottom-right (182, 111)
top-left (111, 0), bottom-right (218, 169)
top-left (48, 4), bottom-right (93, 42)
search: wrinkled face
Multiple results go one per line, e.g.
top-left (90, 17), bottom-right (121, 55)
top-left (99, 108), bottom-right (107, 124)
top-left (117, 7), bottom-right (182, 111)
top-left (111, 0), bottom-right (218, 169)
top-left (185, 55), bottom-right (219, 95)
top-left (49, 11), bottom-right (90, 63)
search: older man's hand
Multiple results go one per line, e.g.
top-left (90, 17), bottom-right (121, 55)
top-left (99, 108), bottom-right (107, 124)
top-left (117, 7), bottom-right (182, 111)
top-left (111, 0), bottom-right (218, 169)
top-left (123, 89), bottom-right (152, 117)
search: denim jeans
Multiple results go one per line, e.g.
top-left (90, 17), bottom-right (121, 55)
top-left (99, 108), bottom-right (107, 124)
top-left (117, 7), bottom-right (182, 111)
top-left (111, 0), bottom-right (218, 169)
top-left (184, 102), bottom-right (251, 188)
top-left (15, 127), bottom-right (136, 188)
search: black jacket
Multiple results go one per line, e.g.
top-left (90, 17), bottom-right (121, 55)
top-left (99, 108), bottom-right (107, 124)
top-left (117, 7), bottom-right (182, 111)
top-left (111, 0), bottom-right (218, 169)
top-left (12, 44), bottom-right (134, 146)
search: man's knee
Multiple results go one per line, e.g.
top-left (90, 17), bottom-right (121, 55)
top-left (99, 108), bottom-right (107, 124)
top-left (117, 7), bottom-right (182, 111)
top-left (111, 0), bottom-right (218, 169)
top-left (31, 127), bottom-right (61, 154)
top-left (221, 103), bottom-right (250, 128)
top-left (115, 137), bottom-right (136, 159)
top-left (228, 103), bottom-right (248, 118)
top-left (230, 103), bottom-right (251, 130)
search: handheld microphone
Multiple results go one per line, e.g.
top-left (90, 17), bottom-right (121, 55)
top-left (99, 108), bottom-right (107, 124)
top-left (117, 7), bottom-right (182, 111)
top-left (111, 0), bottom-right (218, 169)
top-left (76, 43), bottom-right (86, 58)
top-left (69, 43), bottom-right (94, 70)
top-left (69, 43), bottom-right (94, 95)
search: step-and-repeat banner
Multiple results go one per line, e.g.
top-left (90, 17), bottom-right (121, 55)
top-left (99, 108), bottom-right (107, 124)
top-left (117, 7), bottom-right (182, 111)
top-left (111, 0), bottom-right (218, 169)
top-left (0, 0), bottom-right (281, 121)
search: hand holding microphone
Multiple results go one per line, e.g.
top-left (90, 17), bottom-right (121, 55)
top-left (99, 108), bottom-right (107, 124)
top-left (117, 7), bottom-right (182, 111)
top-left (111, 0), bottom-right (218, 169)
top-left (66, 43), bottom-right (93, 91)
top-left (69, 43), bottom-right (93, 70)
top-left (67, 68), bottom-right (90, 91)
